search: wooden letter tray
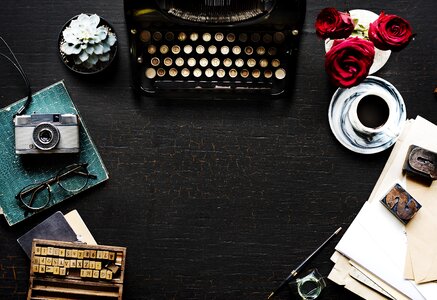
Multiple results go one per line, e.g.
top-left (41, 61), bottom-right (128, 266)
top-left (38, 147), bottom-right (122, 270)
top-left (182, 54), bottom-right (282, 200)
top-left (27, 239), bottom-right (127, 300)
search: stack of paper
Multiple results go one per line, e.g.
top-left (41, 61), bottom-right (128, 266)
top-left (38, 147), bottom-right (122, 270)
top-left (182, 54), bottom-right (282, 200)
top-left (329, 116), bottom-right (437, 300)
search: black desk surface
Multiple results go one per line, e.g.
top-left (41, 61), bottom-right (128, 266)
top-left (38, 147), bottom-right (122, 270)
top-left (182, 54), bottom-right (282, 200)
top-left (0, 0), bottom-right (436, 299)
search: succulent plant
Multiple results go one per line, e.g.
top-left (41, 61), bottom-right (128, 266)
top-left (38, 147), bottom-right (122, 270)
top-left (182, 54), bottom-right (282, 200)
top-left (60, 14), bottom-right (117, 69)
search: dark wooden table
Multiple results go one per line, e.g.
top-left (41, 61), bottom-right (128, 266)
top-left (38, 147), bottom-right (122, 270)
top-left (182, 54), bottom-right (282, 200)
top-left (1, 0), bottom-right (436, 299)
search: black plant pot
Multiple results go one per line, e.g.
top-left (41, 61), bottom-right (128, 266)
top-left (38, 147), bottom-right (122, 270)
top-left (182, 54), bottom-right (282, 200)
top-left (58, 14), bottom-right (118, 75)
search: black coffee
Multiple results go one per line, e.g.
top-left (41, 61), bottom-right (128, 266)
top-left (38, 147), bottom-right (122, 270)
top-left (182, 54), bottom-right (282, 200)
top-left (357, 95), bottom-right (389, 128)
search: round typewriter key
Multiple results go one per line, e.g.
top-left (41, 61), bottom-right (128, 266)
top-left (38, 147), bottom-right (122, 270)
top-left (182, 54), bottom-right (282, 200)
top-left (178, 32), bottom-right (187, 41)
top-left (181, 68), bottom-right (190, 77)
top-left (163, 57), bottom-right (173, 67)
top-left (226, 33), bottom-right (236, 43)
top-left (172, 45), bottom-right (181, 55)
top-left (130, 28), bottom-right (137, 35)
top-left (251, 33), bottom-right (261, 43)
top-left (145, 68), bottom-right (156, 79)
top-left (193, 68), bottom-right (202, 78)
top-left (151, 57), bottom-right (160, 66)
top-left (263, 33), bottom-right (273, 44)
top-left (190, 32), bottom-right (199, 41)
top-left (205, 68), bottom-right (214, 78)
top-left (256, 46), bottom-right (266, 56)
top-left (241, 69), bottom-right (249, 78)
top-left (184, 45), bottom-right (193, 54)
top-left (235, 58), bottom-right (244, 68)
top-left (175, 57), bottom-right (184, 67)
top-left (239, 33), bottom-right (248, 43)
top-left (208, 45), bottom-right (217, 55)
top-left (259, 59), bottom-right (268, 68)
top-left (215, 32), bottom-right (224, 42)
top-left (169, 68), bottom-right (178, 77)
top-left (273, 32), bottom-right (285, 44)
top-left (165, 32), bottom-right (174, 41)
top-left (275, 68), bottom-right (286, 79)
top-left (271, 59), bottom-right (280, 68)
top-left (140, 30), bottom-right (151, 42)
top-left (232, 46), bottom-right (241, 55)
top-left (247, 58), bottom-right (256, 68)
top-left (160, 45), bottom-right (169, 54)
top-left (264, 69), bottom-right (273, 79)
top-left (157, 68), bottom-right (166, 77)
top-left (216, 69), bottom-right (226, 78)
top-left (153, 31), bottom-right (162, 41)
top-left (196, 45), bottom-right (205, 54)
top-left (244, 46), bottom-right (254, 55)
top-left (187, 58), bottom-right (196, 67)
top-left (147, 45), bottom-right (157, 55)
top-left (211, 57), bottom-right (220, 67)
top-left (137, 56), bottom-right (143, 64)
top-left (229, 69), bottom-right (238, 78)
top-left (268, 47), bottom-right (277, 56)
top-left (252, 69), bottom-right (261, 78)
top-left (292, 29), bottom-right (299, 36)
top-left (223, 58), bottom-right (232, 67)
top-left (203, 32), bottom-right (212, 42)
top-left (199, 58), bottom-right (209, 67)
top-left (221, 46), bottom-right (230, 55)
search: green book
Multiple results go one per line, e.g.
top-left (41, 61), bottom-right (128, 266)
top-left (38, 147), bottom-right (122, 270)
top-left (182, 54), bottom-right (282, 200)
top-left (0, 81), bottom-right (108, 226)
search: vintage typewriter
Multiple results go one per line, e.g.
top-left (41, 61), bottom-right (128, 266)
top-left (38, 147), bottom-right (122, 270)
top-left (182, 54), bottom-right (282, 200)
top-left (124, 0), bottom-right (306, 99)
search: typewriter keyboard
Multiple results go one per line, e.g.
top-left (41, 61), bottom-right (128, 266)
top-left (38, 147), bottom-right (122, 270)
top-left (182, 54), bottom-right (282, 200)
top-left (135, 29), bottom-right (296, 96)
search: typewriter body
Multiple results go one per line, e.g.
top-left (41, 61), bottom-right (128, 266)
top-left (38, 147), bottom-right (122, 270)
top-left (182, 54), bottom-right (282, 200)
top-left (124, 0), bottom-right (306, 99)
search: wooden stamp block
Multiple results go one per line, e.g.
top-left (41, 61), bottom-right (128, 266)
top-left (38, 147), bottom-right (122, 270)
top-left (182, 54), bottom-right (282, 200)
top-left (45, 257), bottom-right (52, 266)
top-left (59, 248), bottom-right (66, 257)
top-left (95, 261), bottom-right (102, 270)
top-left (53, 267), bottom-right (60, 275)
top-left (78, 250), bottom-right (84, 259)
top-left (89, 260), bottom-right (96, 269)
top-left (380, 184), bottom-right (422, 224)
top-left (47, 247), bottom-right (54, 256)
top-left (34, 247), bottom-right (41, 255)
top-left (70, 260), bottom-right (77, 268)
top-left (77, 260), bottom-right (83, 268)
top-left (403, 145), bottom-right (437, 185)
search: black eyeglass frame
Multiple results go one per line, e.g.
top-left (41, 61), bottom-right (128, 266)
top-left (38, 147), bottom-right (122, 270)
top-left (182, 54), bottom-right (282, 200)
top-left (15, 163), bottom-right (97, 211)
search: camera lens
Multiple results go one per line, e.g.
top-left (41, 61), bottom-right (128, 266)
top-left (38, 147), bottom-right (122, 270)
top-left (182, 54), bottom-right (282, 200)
top-left (32, 123), bottom-right (60, 150)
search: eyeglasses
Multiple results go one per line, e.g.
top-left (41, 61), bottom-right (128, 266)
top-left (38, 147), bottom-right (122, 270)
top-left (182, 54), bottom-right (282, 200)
top-left (16, 163), bottom-right (97, 211)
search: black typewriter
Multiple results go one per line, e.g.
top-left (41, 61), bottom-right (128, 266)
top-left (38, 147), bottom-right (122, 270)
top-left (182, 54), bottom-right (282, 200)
top-left (124, 0), bottom-right (306, 99)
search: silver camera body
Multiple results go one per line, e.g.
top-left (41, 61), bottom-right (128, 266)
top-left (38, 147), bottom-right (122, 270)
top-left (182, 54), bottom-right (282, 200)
top-left (14, 114), bottom-right (80, 154)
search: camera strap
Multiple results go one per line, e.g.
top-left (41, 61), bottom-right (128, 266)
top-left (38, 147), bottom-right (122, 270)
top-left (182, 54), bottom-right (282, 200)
top-left (0, 36), bottom-right (32, 117)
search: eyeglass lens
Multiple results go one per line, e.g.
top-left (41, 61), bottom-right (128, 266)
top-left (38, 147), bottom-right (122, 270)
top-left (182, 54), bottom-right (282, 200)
top-left (18, 183), bottom-right (50, 211)
top-left (57, 164), bottom-right (90, 192)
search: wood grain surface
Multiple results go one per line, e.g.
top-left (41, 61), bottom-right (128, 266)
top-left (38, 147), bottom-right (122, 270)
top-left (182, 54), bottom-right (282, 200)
top-left (0, 0), bottom-right (436, 299)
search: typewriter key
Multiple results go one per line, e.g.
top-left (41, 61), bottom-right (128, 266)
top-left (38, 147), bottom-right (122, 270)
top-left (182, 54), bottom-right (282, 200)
top-left (251, 33), bottom-right (261, 43)
top-left (157, 68), bottom-right (166, 77)
top-left (153, 31), bottom-right (162, 41)
top-left (169, 68), bottom-right (178, 77)
top-left (181, 68), bottom-right (190, 77)
top-left (247, 58), bottom-right (256, 68)
top-left (235, 58), bottom-right (244, 68)
top-left (147, 45), bottom-right (157, 55)
top-left (165, 32), bottom-right (174, 41)
top-left (263, 33), bottom-right (273, 44)
top-left (223, 58), bottom-right (232, 67)
top-left (259, 59), bottom-right (268, 68)
top-left (216, 69), bottom-right (226, 78)
top-left (208, 45), bottom-right (217, 55)
top-left (241, 69), bottom-right (249, 78)
top-left (215, 32), bottom-right (224, 42)
top-left (273, 32), bottom-right (285, 44)
top-left (160, 45), bottom-right (169, 54)
top-left (199, 58), bottom-right (208, 67)
top-left (271, 59), bottom-right (280, 68)
top-left (196, 45), bottom-right (205, 54)
top-left (178, 32), bottom-right (187, 41)
top-left (229, 69), bottom-right (238, 78)
top-left (264, 69), bottom-right (273, 79)
top-left (140, 30), bottom-right (151, 43)
top-left (193, 68), bottom-right (202, 78)
top-left (211, 58), bottom-right (220, 67)
top-left (252, 69), bottom-right (261, 78)
top-left (163, 57), bottom-right (173, 67)
top-left (187, 58), bottom-right (196, 67)
top-left (232, 46), bottom-right (241, 55)
top-left (256, 46), bottom-right (266, 56)
top-left (203, 33), bottom-right (212, 42)
top-left (239, 33), bottom-right (248, 43)
top-left (275, 68), bottom-right (286, 79)
top-left (172, 45), bottom-right (181, 55)
top-left (175, 57), bottom-right (184, 67)
top-left (184, 45), bottom-right (193, 54)
top-left (244, 46), bottom-right (254, 55)
top-left (226, 33), bottom-right (236, 43)
top-left (137, 57), bottom-right (143, 64)
top-left (221, 46), bottom-right (230, 55)
top-left (205, 68), bottom-right (214, 78)
top-left (268, 47), bottom-right (277, 56)
top-left (151, 57), bottom-right (160, 66)
top-left (190, 32), bottom-right (199, 41)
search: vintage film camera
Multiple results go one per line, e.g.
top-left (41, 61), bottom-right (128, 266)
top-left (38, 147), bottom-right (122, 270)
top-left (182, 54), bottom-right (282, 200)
top-left (14, 113), bottom-right (80, 154)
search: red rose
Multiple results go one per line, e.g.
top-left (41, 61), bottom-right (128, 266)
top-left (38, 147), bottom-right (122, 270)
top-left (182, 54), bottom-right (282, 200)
top-left (325, 37), bottom-right (375, 88)
top-left (368, 12), bottom-right (413, 51)
top-left (315, 8), bottom-right (355, 39)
